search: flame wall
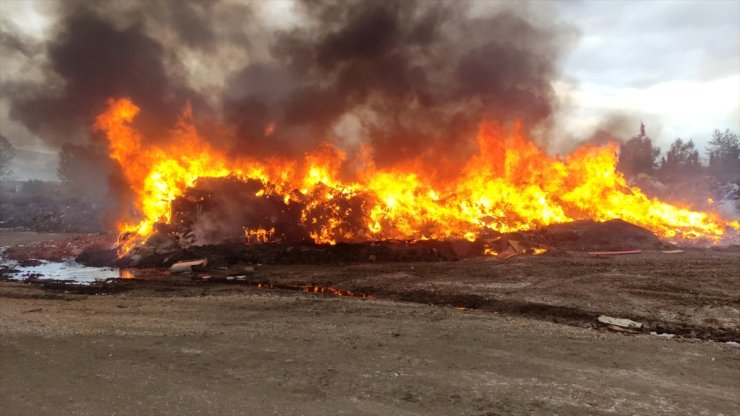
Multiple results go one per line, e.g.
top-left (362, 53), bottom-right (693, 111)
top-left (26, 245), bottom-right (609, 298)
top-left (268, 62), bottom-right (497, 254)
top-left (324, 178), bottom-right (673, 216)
top-left (96, 98), bottom-right (737, 250)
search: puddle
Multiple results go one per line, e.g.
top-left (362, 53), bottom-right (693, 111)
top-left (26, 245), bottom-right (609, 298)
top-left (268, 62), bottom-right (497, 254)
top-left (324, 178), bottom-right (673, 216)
top-left (1, 258), bottom-right (168, 284)
top-left (4, 259), bottom-right (121, 283)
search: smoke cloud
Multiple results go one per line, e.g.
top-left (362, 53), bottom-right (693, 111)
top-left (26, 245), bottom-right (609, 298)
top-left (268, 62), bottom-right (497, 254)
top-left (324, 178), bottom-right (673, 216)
top-left (1, 0), bottom-right (576, 176)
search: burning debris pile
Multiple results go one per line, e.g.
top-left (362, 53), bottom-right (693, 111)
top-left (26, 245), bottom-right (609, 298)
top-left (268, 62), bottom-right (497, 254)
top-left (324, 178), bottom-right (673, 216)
top-left (75, 218), bottom-right (671, 269)
top-left (3, 0), bottom-right (737, 265)
top-left (165, 176), bottom-right (369, 247)
top-left (109, 239), bottom-right (460, 269)
top-left (501, 219), bottom-right (667, 252)
top-left (96, 98), bottom-right (737, 262)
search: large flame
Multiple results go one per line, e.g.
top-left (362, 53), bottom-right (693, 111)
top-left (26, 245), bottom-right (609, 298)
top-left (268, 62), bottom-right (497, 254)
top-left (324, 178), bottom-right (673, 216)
top-left (94, 98), bottom-right (737, 253)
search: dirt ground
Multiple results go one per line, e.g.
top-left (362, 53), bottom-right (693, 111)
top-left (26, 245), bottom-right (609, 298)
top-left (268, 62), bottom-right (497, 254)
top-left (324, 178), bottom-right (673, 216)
top-left (250, 248), bottom-right (740, 341)
top-left (1, 232), bottom-right (739, 415)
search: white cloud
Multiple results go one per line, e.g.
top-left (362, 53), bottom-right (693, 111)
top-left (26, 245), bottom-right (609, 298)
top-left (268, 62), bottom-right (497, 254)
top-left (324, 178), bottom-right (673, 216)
top-left (555, 0), bottom-right (740, 152)
top-left (556, 75), bottom-right (740, 150)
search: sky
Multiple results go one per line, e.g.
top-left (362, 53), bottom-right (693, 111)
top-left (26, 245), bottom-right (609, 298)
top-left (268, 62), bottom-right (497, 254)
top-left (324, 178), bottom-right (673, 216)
top-left (0, 0), bottom-right (738, 176)
top-left (554, 0), bottom-right (740, 152)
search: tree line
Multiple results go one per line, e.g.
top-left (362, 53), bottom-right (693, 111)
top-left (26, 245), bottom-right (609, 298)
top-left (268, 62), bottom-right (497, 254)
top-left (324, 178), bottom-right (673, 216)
top-left (618, 127), bottom-right (740, 183)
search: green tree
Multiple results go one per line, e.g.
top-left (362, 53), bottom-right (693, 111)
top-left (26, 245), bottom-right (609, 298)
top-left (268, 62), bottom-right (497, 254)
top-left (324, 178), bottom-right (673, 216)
top-left (0, 134), bottom-right (15, 178)
top-left (659, 138), bottom-right (701, 178)
top-left (706, 129), bottom-right (739, 182)
top-left (618, 125), bottom-right (660, 177)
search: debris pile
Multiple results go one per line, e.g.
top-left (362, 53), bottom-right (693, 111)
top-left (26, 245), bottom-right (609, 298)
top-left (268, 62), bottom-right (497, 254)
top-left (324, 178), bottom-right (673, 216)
top-left (72, 218), bottom-right (676, 270)
top-left (481, 237), bottom-right (548, 259)
top-left (503, 219), bottom-right (669, 252)
top-left (104, 239), bottom-right (460, 268)
top-left (4, 234), bottom-right (116, 264)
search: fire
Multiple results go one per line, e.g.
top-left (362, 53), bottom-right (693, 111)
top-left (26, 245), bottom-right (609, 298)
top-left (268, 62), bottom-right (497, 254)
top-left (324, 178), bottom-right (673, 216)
top-left (245, 227), bottom-right (275, 244)
top-left (256, 282), bottom-right (369, 298)
top-left (94, 98), bottom-right (737, 253)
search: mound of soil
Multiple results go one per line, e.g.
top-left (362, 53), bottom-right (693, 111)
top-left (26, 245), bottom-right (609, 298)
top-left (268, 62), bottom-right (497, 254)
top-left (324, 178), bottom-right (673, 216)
top-left (508, 219), bottom-right (668, 251)
top-left (75, 219), bottom-right (667, 268)
top-left (77, 240), bottom-right (460, 268)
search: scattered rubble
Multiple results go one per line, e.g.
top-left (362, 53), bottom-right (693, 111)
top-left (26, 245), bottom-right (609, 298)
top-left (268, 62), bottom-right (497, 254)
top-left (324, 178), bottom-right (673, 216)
top-left (170, 259), bottom-right (208, 274)
top-left (597, 315), bottom-right (643, 330)
top-left (482, 237), bottom-right (547, 259)
top-left (505, 219), bottom-right (668, 251)
top-left (4, 234), bottom-right (116, 263)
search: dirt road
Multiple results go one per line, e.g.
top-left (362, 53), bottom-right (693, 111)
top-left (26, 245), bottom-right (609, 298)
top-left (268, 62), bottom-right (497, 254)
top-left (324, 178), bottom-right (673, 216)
top-left (1, 232), bottom-right (739, 414)
top-left (1, 280), bottom-right (738, 416)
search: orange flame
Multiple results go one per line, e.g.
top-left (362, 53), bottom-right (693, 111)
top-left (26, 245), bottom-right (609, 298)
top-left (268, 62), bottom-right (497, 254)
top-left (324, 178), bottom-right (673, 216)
top-left (94, 98), bottom-right (738, 253)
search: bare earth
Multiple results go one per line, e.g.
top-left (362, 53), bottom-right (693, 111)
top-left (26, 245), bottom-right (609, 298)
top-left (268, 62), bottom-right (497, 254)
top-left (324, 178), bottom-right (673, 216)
top-left (1, 232), bottom-right (739, 415)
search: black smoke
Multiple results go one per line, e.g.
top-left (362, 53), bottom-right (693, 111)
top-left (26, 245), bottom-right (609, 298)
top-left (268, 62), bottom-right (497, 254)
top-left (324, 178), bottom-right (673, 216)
top-left (2, 0), bottom-right (575, 172)
top-left (2, 3), bottom-right (208, 146)
top-left (224, 1), bottom-right (575, 178)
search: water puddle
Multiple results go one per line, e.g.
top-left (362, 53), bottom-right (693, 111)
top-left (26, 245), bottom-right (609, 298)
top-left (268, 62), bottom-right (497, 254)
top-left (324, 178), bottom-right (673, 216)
top-left (4, 259), bottom-right (121, 283)
top-left (1, 258), bottom-right (168, 284)
top-left (1, 257), bottom-right (370, 299)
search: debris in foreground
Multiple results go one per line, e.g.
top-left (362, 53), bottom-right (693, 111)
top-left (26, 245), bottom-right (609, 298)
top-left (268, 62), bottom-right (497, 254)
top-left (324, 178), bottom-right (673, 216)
top-left (170, 259), bottom-right (208, 274)
top-left (597, 315), bottom-right (643, 330)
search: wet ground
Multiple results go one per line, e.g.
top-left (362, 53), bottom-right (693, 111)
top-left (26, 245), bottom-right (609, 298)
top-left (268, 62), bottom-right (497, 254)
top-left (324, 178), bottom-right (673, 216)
top-left (1, 231), bottom-right (739, 415)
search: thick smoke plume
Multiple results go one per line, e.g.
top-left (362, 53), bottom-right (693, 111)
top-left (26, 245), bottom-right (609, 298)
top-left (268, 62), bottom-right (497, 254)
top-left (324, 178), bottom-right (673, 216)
top-left (1, 0), bottom-right (579, 238)
top-left (2, 0), bottom-right (575, 173)
top-left (2, 1), bottom-right (212, 145)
